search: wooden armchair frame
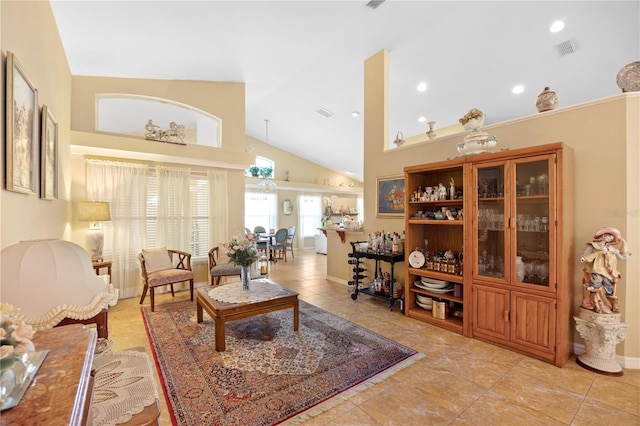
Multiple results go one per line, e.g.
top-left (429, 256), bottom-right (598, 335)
top-left (139, 249), bottom-right (193, 312)
top-left (208, 246), bottom-right (241, 286)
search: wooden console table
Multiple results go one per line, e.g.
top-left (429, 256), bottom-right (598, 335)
top-left (0, 324), bottom-right (96, 426)
top-left (56, 308), bottom-right (109, 339)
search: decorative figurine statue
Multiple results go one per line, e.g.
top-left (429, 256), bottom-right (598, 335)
top-left (580, 227), bottom-right (631, 314)
top-left (438, 183), bottom-right (447, 200)
top-left (449, 178), bottom-right (455, 200)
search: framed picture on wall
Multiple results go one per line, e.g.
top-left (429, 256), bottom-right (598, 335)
top-left (376, 175), bottom-right (405, 218)
top-left (5, 51), bottom-right (39, 195)
top-left (41, 105), bottom-right (58, 200)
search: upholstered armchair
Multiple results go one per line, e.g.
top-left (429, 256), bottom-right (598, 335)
top-left (139, 248), bottom-right (193, 312)
top-left (208, 246), bottom-right (241, 286)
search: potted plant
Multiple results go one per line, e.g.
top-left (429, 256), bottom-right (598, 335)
top-left (248, 166), bottom-right (260, 177)
top-left (259, 167), bottom-right (273, 178)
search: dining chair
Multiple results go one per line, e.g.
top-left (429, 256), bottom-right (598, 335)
top-left (138, 248), bottom-right (193, 312)
top-left (286, 225), bottom-right (296, 259)
top-left (208, 245), bottom-right (241, 286)
top-left (270, 228), bottom-right (289, 262)
top-left (252, 226), bottom-right (268, 254)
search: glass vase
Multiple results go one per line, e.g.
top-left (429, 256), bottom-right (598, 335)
top-left (240, 265), bottom-right (251, 292)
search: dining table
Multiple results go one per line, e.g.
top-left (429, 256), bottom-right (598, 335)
top-left (256, 232), bottom-right (277, 261)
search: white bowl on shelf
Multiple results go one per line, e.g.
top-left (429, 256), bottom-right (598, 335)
top-left (416, 294), bottom-right (433, 305)
top-left (416, 301), bottom-right (433, 311)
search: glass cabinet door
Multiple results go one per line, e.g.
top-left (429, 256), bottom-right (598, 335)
top-left (474, 163), bottom-right (507, 281)
top-left (512, 155), bottom-right (555, 289)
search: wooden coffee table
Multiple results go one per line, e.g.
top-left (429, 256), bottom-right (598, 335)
top-left (196, 281), bottom-right (299, 351)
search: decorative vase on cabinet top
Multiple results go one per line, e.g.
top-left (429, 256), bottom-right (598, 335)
top-left (536, 87), bottom-right (559, 112)
top-left (616, 61), bottom-right (640, 92)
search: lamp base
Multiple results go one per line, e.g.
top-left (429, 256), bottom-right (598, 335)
top-left (86, 227), bottom-right (105, 263)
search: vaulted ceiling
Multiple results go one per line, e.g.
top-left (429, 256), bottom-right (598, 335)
top-left (50, 1), bottom-right (639, 181)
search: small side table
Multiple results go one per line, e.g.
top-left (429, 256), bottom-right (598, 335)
top-left (93, 260), bottom-right (112, 283)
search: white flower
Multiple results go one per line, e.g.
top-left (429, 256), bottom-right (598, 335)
top-left (0, 303), bottom-right (35, 357)
top-left (12, 323), bottom-right (34, 344)
top-left (0, 345), bottom-right (15, 360)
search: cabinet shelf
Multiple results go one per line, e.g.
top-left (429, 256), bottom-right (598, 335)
top-left (516, 195), bottom-right (548, 202)
top-left (408, 268), bottom-right (463, 283)
top-left (408, 219), bottom-right (464, 225)
top-left (406, 307), bottom-right (464, 333)
top-left (410, 286), bottom-right (463, 303)
top-left (409, 199), bottom-right (462, 206)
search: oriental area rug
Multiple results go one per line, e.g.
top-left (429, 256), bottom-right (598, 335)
top-left (141, 299), bottom-right (421, 425)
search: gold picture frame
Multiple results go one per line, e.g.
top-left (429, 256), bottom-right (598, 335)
top-left (376, 175), bottom-right (405, 218)
top-left (41, 105), bottom-right (58, 200)
top-left (5, 51), bottom-right (38, 195)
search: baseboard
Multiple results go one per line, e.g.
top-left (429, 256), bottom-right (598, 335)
top-left (572, 342), bottom-right (640, 369)
top-left (326, 275), bottom-right (348, 285)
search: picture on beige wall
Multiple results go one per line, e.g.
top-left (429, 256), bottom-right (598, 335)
top-left (5, 51), bottom-right (38, 195)
top-left (40, 105), bottom-right (58, 200)
top-left (376, 175), bottom-right (405, 218)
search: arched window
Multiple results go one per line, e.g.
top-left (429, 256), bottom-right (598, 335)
top-left (246, 156), bottom-right (275, 177)
top-left (96, 94), bottom-right (221, 147)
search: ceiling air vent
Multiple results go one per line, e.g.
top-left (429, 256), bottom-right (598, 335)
top-left (365, 0), bottom-right (385, 10)
top-left (555, 39), bottom-right (578, 56)
top-left (315, 107), bottom-right (334, 118)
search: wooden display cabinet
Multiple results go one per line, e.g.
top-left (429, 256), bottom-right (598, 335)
top-left (469, 144), bottom-right (573, 366)
top-left (404, 159), bottom-right (472, 336)
top-left (404, 143), bottom-right (573, 366)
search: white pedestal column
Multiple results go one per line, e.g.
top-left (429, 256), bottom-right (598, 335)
top-left (574, 307), bottom-right (628, 376)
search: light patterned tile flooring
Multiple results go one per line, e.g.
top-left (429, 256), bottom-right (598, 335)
top-left (108, 250), bottom-right (639, 425)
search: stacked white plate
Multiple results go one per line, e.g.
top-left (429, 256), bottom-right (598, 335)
top-left (414, 279), bottom-right (455, 293)
top-left (420, 277), bottom-right (448, 288)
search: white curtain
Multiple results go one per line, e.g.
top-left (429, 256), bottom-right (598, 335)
top-left (156, 166), bottom-right (191, 252)
top-left (86, 159), bottom-right (149, 299)
top-left (207, 170), bottom-right (228, 246)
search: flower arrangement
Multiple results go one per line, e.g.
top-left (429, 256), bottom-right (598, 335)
top-left (459, 108), bottom-right (485, 125)
top-left (383, 184), bottom-right (404, 211)
top-left (225, 234), bottom-right (258, 267)
top-left (1, 304), bottom-right (35, 369)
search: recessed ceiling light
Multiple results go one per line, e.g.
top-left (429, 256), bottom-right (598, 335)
top-left (550, 20), bottom-right (565, 33)
top-left (418, 116), bottom-right (426, 123)
top-left (512, 85), bottom-right (525, 94)
top-left (351, 111), bottom-right (360, 117)
top-left (417, 82), bottom-right (427, 92)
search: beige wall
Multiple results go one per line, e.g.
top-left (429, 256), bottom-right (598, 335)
top-left (68, 72), bottom-right (252, 250)
top-left (1, 1), bottom-right (72, 248)
top-left (71, 75), bottom-right (246, 154)
top-left (332, 49), bottom-right (638, 361)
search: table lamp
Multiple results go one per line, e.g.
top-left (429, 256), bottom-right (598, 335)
top-left (78, 201), bottom-right (111, 262)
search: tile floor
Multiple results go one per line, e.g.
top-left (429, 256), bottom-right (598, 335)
top-left (108, 249), bottom-right (639, 425)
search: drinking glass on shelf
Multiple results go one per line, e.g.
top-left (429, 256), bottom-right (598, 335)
top-left (535, 262), bottom-right (549, 285)
top-left (525, 261), bottom-right (536, 283)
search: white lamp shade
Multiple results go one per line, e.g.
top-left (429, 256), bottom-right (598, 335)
top-left (0, 239), bottom-right (118, 329)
